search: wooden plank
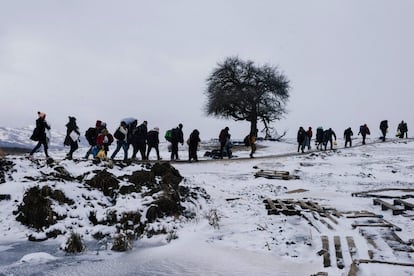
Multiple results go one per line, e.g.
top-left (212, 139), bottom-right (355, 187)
top-left (346, 236), bottom-right (357, 261)
top-left (320, 218), bottom-right (334, 230)
top-left (394, 199), bottom-right (414, 210)
top-left (275, 199), bottom-right (300, 216)
top-left (266, 198), bottom-right (278, 215)
top-left (301, 213), bottom-right (321, 233)
top-left (0, 194), bottom-right (11, 201)
top-left (358, 259), bottom-right (414, 267)
top-left (299, 200), bottom-right (316, 211)
top-left (373, 198), bottom-right (404, 215)
top-left (334, 236), bottom-right (345, 269)
top-left (321, 235), bottom-right (331, 267)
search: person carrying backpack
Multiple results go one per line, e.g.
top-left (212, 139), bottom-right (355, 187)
top-left (111, 121), bottom-right (128, 161)
top-left (315, 127), bottom-right (324, 150)
top-left (146, 127), bottom-right (161, 160)
top-left (64, 116), bottom-right (80, 159)
top-left (170, 123), bottom-right (184, 161)
top-left (358, 124), bottom-right (370, 145)
top-left (344, 127), bottom-right (353, 148)
top-left (397, 120), bottom-right (408, 139)
top-left (29, 111), bottom-right (51, 159)
top-left (84, 120), bottom-right (103, 159)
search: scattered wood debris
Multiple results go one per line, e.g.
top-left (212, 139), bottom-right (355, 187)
top-left (254, 170), bottom-right (300, 180)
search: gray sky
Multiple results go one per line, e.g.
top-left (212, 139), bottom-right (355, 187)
top-left (1, 0), bottom-right (413, 139)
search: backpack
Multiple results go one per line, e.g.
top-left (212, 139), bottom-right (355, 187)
top-left (243, 135), bottom-right (250, 146)
top-left (107, 133), bottom-right (114, 145)
top-left (165, 129), bottom-right (172, 142)
top-left (114, 128), bottom-right (125, 140)
top-left (85, 127), bottom-right (96, 146)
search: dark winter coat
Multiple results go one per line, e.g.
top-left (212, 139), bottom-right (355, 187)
top-left (323, 128), bottom-right (337, 142)
top-left (219, 128), bottom-right (229, 143)
top-left (133, 123), bottom-right (147, 144)
top-left (171, 127), bottom-right (184, 144)
top-left (316, 128), bottom-right (324, 143)
top-left (188, 130), bottom-right (200, 149)
top-left (344, 128), bottom-right (353, 140)
top-left (31, 118), bottom-right (50, 142)
top-left (64, 117), bottom-right (80, 146)
top-left (146, 130), bottom-right (159, 147)
top-left (358, 125), bottom-right (370, 136)
top-left (380, 120), bottom-right (388, 132)
top-left (297, 127), bottom-right (307, 144)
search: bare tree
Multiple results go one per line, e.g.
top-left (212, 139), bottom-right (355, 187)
top-left (205, 57), bottom-right (290, 136)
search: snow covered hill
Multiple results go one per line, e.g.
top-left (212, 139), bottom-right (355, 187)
top-left (1, 136), bottom-right (414, 275)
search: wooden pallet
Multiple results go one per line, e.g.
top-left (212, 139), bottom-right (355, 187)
top-left (373, 198), bottom-right (405, 215)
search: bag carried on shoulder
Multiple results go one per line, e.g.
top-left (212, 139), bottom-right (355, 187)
top-left (114, 128), bottom-right (125, 140)
top-left (96, 149), bottom-right (106, 160)
top-left (165, 129), bottom-right (172, 142)
top-left (30, 128), bottom-right (40, 141)
top-left (69, 131), bottom-right (79, 142)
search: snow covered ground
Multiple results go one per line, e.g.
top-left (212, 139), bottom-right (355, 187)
top-left (1, 136), bottom-right (414, 275)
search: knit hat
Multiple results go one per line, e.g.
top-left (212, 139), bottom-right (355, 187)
top-left (154, 127), bottom-right (159, 132)
top-left (37, 111), bottom-right (46, 119)
top-left (96, 120), bottom-right (102, 127)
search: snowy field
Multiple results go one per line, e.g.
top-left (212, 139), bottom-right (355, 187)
top-left (1, 137), bottom-right (414, 275)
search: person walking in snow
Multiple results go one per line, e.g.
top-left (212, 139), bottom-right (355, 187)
top-left (344, 127), bottom-right (353, 148)
top-left (380, 120), bottom-right (388, 142)
top-left (111, 121), bottom-right (129, 161)
top-left (323, 128), bottom-right (337, 150)
top-left (29, 112), bottom-right (51, 159)
top-left (146, 127), bottom-right (161, 160)
top-left (397, 120), bottom-right (408, 139)
top-left (358, 124), bottom-right (370, 145)
top-left (297, 127), bottom-right (306, 153)
top-left (64, 116), bottom-right (80, 159)
top-left (306, 127), bottom-right (313, 150)
top-left (170, 123), bottom-right (184, 161)
top-left (248, 129), bottom-right (257, 158)
top-left (219, 127), bottom-right (230, 158)
top-left (84, 120), bottom-right (103, 159)
top-left (188, 129), bottom-right (201, 162)
top-left (132, 120), bottom-right (147, 160)
top-left (315, 127), bottom-right (324, 150)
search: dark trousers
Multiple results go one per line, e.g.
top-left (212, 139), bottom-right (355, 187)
top-left (147, 144), bottom-right (160, 160)
top-left (30, 140), bottom-right (49, 157)
top-left (381, 129), bottom-right (386, 141)
top-left (171, 142), bottom-right (179, 160)
top-left (362, 135), bottom-right (366, 145)
top-left (67, 141), bottom-right (78, 158)
top-left (345, 138), bottom-right (352, 147)
top-left (189, 146), bottom-right (198, 161)
top-left (132, 142), bottom-right (146, 160)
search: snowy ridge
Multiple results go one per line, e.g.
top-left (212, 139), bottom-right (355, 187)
top-left (1, 138), bottom-right (414, 275)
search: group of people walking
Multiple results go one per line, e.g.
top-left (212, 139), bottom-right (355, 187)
top-left (28, 112), bottom-right (409, 161)
top-left (296, 120), bottom-right (409, 153)
top-left (28, 112), bottom-right (204, 162)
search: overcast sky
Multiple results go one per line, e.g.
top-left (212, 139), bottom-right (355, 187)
top-left (1, 0), bottom-right (413, 139)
